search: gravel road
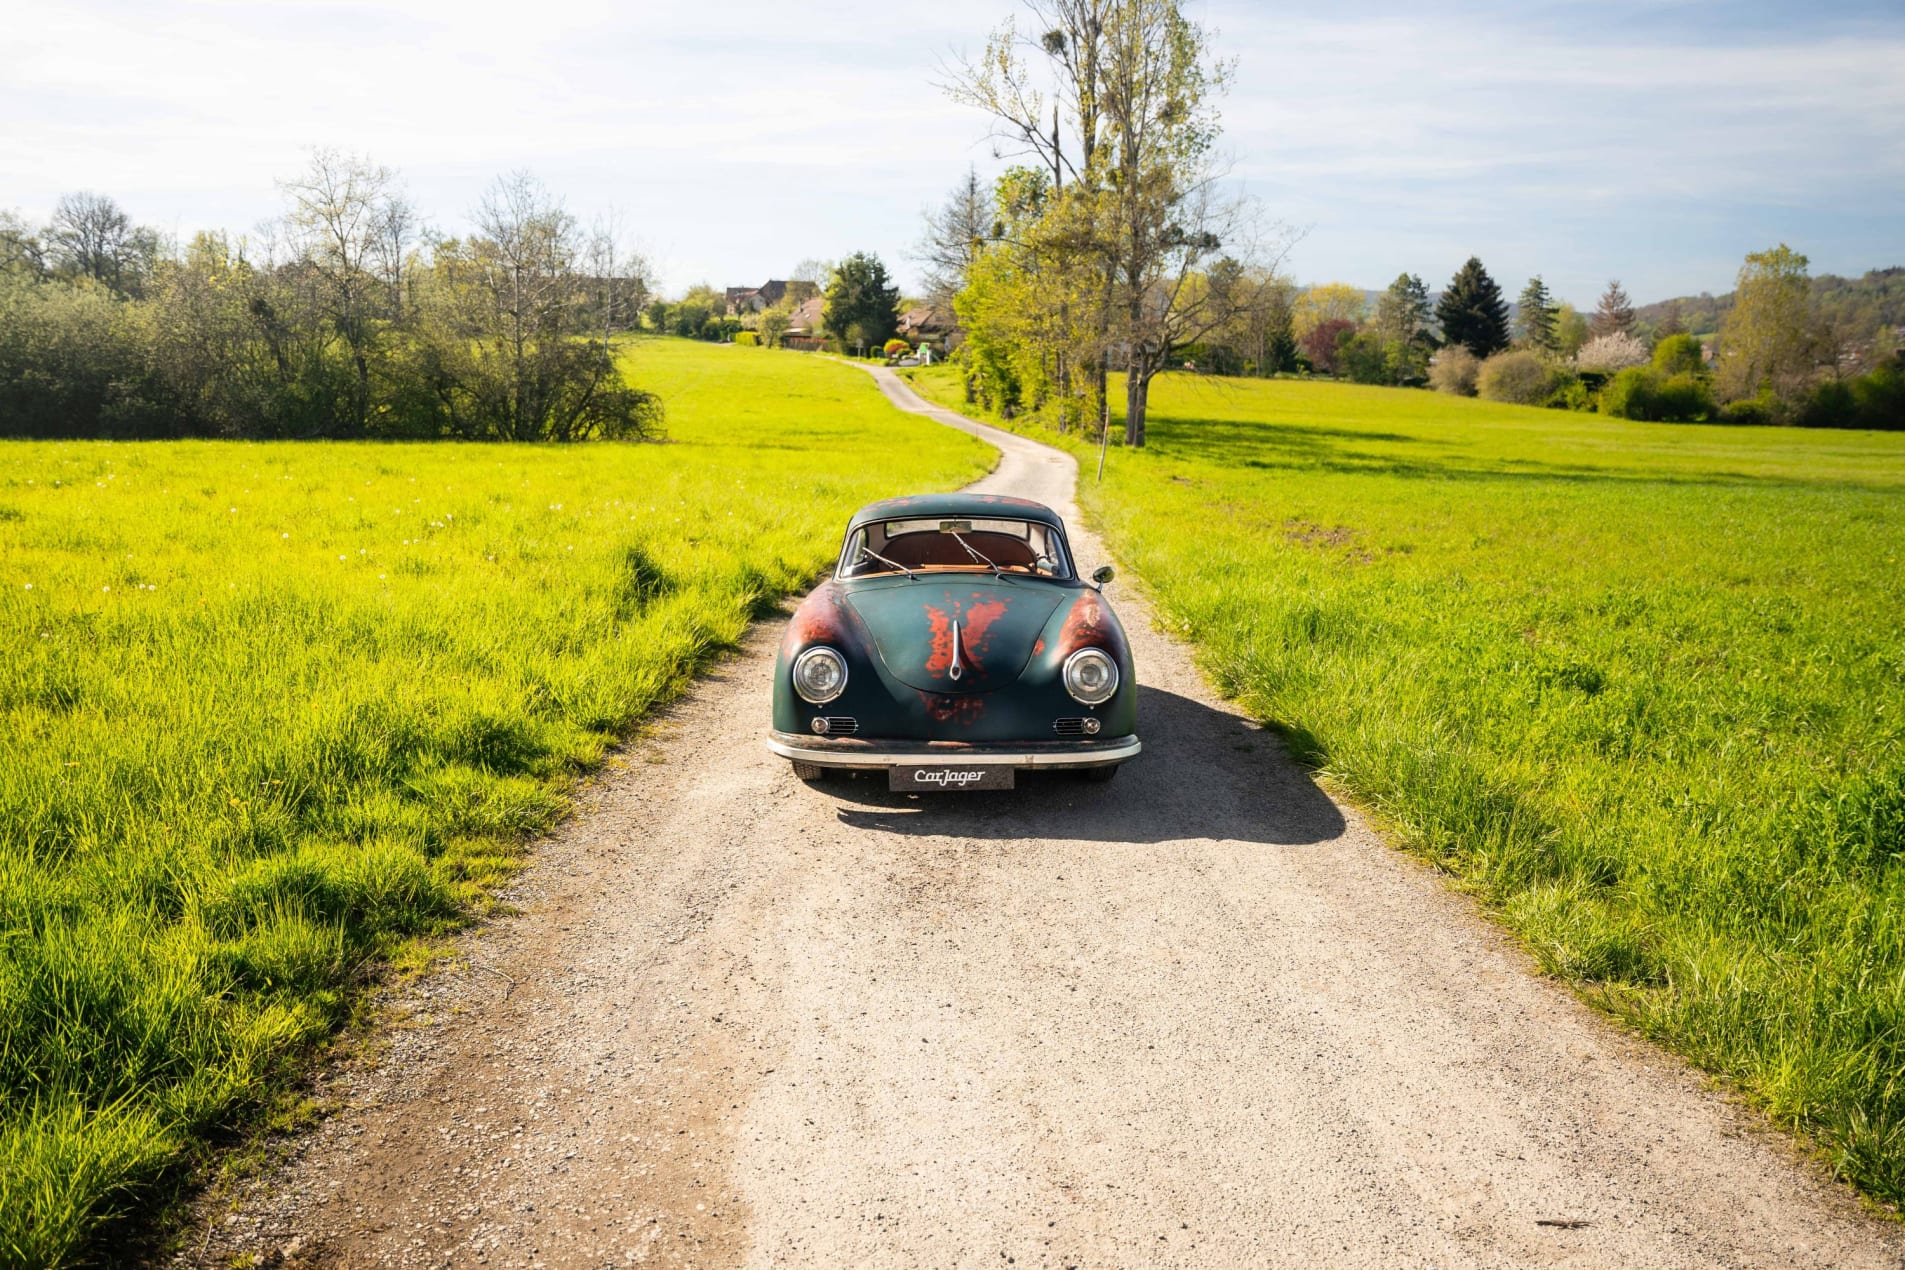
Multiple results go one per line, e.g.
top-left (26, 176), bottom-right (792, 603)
top-left (184, 367), bottom-right (1901, 1268)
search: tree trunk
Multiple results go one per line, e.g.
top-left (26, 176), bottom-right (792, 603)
top-left (1124, 367), bottom-right (1147, 447)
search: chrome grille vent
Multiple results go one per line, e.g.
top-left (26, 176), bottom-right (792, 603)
top-left (1053, 717), bottom-right (1098, 737)
top-left (814, 716), bottom-right (859, 736)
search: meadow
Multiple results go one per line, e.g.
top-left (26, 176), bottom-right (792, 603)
top-left (911, 366), bottom-right (1905, 1208)
top-left (0, 339), bottom-right (992, 1265)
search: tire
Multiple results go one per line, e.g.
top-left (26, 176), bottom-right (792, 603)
top-left (791, 760), bottom-right (830, 783)
top-left (1081, 764), bottom-right (1121, 784)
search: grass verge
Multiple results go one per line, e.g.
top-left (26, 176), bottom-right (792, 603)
top-left (0, 339), bottom-right (992, 1265)
top-left (909, 364), bottom-right (1905, 1210)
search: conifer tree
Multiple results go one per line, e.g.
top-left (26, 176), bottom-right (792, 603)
top-left (1591, 279), bottom-right (1636, 336)
top-left (1375, 272), bottom-right (1431, 344)
top-left (1515, 276), bottom-right (1558, 353)
top-left (1435, 257), bottom-right (1510, 358)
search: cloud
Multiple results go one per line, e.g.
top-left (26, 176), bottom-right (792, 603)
top-left (2, 0), bottom-right (1899, 300)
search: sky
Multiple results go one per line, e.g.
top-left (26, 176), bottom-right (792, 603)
top-left (3, 0), bottom-right (1901, 307)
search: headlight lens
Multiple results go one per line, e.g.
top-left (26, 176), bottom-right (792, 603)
top-left (1062, 647), bottom-right (1118, 706)
top-left (792, 646), bottom-right (848, 704)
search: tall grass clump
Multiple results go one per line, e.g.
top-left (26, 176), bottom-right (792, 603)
top-left (0, 338), bottom-right (991, 1265)
top-left (909, 363), bottom-right (1905, 1209)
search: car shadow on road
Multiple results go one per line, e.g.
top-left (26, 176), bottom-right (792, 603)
top-left (825, 685), bottom-right (1347, 846)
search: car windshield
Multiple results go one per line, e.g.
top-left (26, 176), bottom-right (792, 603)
top-left (838, 517), bottom-right (1072, 580)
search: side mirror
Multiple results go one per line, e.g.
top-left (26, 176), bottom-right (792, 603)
top-left (1091, 565), bottom-right (1115, 588)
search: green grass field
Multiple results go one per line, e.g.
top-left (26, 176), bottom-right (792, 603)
top-left (0, 340), bottom-right (991, 1265)
top-left (911, 366), bottom-right (1905, 1208)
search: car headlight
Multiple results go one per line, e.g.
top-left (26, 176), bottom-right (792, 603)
top-left (1062, 647), bottom-right (1118, 706)
top-left (792, 646), bottom-right (848, 704)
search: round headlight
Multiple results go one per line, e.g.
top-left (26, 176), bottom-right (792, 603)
top-left (1062, 647), bottom-right (1118, 706)
top-left (792, 646), bottom-right (848, 704)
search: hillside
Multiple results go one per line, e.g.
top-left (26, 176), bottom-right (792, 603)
top-left (1635, 267), bottom-right (1905, 337)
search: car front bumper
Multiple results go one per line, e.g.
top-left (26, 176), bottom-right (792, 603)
top-left (767, 730), bottom-right (1140, 771)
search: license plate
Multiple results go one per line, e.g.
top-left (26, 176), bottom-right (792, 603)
top-left (889, 765), bottom-right (1015, 792)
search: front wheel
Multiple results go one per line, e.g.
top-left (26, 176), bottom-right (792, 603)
top-left (1080, 764), bottom-right (1121, 784)
top-left (791, 761), bottom-right (831, 783)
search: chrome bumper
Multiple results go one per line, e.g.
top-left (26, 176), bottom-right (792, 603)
top-left (767, 730), bottom-right (1140, 771)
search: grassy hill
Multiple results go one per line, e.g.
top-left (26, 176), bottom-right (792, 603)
top-left (908, 365), bottom-right (1905, 1209)
top-left (0, 339), bottom-right (992, 1265)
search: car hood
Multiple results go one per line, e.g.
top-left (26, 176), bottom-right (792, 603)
top-left (844, 578), bottom-right (1068, 695)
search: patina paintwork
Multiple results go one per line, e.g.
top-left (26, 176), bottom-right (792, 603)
top-left (772, 495), bottom-right (1137, 748)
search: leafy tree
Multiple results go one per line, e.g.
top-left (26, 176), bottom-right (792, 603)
top-left (951, 0), bottom-right (1260, 447)
top-left (1294, 283), bottom-right (1366, 338)
top-left (1515, 276), bottom-right (1558, 353)
top-left (1337, 331), bottom-right (1391, 384)
top-left (1715, 244), bottom-right (1820, 404)
top-left (1, 210), bottom-right (46, 278)
top-left (1652, 333), bottom-right (1704, 377)
top-left (1553, 302), bottom-right (1590, 359)
top-left (1301, 317), bottom-right (1357, 374)
top-left (823, 252), bottom-right (900, 354)
top-left (1435, 257), bottom-right (1510, 358)
top-left (1374, 273), bottom-right (1430, 345)
top-left (1591, 279), bottom-right (1635, 337)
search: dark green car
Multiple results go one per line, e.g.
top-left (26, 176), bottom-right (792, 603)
top-left (768, 493), bottom-right (1140, 791)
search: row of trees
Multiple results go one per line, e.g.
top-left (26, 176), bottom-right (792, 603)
top-left (0, 154), bottom-right (662, 440)
top-left (1418, 247), bottom-right (1901, 429)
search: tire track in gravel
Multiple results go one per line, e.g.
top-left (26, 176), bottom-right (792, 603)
top-left (182, 365), bottom-right (1902, 1269)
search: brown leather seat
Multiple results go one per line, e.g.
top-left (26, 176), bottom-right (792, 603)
top-left (884, 531), bottom-right (1038, 570)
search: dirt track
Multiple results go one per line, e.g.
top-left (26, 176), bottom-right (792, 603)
top-left (185, 367), bottom-right (1903, 1268)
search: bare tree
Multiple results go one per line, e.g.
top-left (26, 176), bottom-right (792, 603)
top-left (279, 149), bottom-right (408, 428)
top-left (915, 167), bottom-right (993, 309)
top-left (585, 209), bottom-right (654, 341)
top-left (47, 191), bottom-right (155, 295)
top-left (426, 172), bottom-right (661, 441)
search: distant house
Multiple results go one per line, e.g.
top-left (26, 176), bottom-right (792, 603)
top-left (783, 294), bottom-right (828, 350)
top-left (896, 304), bottom-right (954, 347)
top-left (724, 279), bottom-right (791, 316)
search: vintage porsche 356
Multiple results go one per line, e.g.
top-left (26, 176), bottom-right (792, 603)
top-left (767, 493), bottom-right (1140, 791)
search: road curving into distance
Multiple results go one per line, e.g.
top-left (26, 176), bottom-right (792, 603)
top-left (188, 366), bottom-right (1902, 1268)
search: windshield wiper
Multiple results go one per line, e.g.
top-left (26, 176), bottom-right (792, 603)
top-left (948, 530), bottom-right (1005, 580)
top-left (860, 546), bottom-right (917, 580)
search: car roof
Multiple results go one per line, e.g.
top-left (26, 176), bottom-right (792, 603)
top-left (848, 493), bottom-right (1063, 532)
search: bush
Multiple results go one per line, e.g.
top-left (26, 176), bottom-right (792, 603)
top-left (1795, 365), bottom-right (1905, 430)
top-left (1718, 392), bottom-right (1778, 426)
top-left (1652, 333), bottom-right (1704, 376)
top-left (1428, 346), bottom-right (1480, 396)
top-left (733, 330), bottom-right (758, 347)
top-left (1545, 374), bottom-right (1594, 412)
top-left (1477, 350), bottom-right (1560, 405)
top-left (1599, 367), bottom-right (1714, 422)
top-left (883, 338), bottom-right (912, 358)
